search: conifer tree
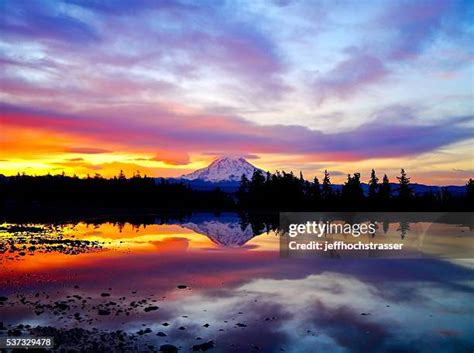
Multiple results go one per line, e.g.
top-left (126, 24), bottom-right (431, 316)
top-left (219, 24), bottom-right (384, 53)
top-left (321, 170), bottom-right (332, 199)
top-left (379, 174), bottom-right (391, 200)
top-left (311, 176), bottom-right (321, 200)
top-left (368, 169), bottom-right (379, 199)
top-left (397, 169), bottom-right (411, 200)
top-left (466, 178), bottom-right (474, 202)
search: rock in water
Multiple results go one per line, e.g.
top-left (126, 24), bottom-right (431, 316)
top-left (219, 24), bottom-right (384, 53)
top-left (160, 344), bottom-right (178, 353)
top-left (192, 340), bottom-right (215, 351)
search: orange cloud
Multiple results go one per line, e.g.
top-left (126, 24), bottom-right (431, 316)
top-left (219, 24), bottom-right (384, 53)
top-left (152, 150), bottom-right (190, 165)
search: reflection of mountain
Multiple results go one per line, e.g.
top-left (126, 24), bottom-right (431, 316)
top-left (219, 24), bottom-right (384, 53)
top-left (179, 213), bottom-right (264, 247)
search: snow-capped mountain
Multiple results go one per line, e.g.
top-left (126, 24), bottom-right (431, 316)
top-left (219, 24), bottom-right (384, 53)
top-left (181, 157), bottom-right (262, 182)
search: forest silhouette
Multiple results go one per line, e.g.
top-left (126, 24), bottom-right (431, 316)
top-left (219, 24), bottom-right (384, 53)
top-left (1, 169), bottom-right (472, 213)
top-left (238, 169), bottom-right (473, 211)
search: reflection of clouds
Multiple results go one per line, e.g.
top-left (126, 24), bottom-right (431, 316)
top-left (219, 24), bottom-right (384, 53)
top-left (1, 258), bottom-right (473, 352)
top-left (173, 272), bottom-right (474, 352)
top-left (148, 237), bottom-right (190, 252)
top-left (2, 218), bottom-right (473, 352)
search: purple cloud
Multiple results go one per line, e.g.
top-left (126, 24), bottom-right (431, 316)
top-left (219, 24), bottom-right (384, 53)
top-left (313, 53), bottom-right (388, 103)
top-left (2, 103), bottom-right (472, 162)
top-left (312, 0), bottom-right (473, 103)
top-left (381, 0), bottom-right (456, 60)
top-left (0, 1), bottom-right (99, 44)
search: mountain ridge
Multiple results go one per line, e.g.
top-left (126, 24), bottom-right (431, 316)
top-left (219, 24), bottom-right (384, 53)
top-left (181, 156), bottom-right (262, 182)
top-left (165, 157), bottom-right (468, 195)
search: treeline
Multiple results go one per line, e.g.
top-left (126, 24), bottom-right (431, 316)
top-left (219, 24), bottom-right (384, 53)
top-left (238, 169), bottom-right (474, 211)
top-left (0, 172), bottom-right (233, 211)
top-left (0, 169), bottom-right (473, 212)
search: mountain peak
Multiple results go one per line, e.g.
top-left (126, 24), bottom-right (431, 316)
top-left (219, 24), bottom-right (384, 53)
top-left (182, 156), bottom-right (261, 182)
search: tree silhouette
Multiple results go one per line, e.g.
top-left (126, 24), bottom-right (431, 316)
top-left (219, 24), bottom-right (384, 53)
top-left (239, 174), bottom-right (250, 193)
top-left (466, 178), bottom-right (474, 203)
top-left (397, 169), bottom-right (411, 200)
top-left (368, 169), bottom-right (379, 199)
top-left (251, 169), bottom-right (265, 189)
top-left (311, 176), bottom-right (321, 201)
top-left (379, 174), bottom-right (391, 200)
top-left (321, 170), bottom-right (332, 200)
top-left (342, 173), bottom-right (364, 204)
top-left (1, 169), bottom-right (471, 213)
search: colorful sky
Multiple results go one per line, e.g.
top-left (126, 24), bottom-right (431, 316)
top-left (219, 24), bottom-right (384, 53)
top-left (1, 0), bottom-right (473, 184)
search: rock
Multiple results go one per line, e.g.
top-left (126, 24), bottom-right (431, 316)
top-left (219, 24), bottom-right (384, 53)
top-left (144, 306), bottom-right (159, 312)
top-left (101, 293), bottom-right (110, 297)
top-left (192, 340), bottom-right (215, 351)
top-left (137, 328), bottom-right (152, 335)
top-left (55, 303), bottom-right (69, 311)
top-left (160, 344), bottom-right (178, 353)
top-left (156, 332), bottom-right (167, 337)
top-left (98, 309), bottom-right (111, 316)
top-left (177, 285), bottom-right (187, 289)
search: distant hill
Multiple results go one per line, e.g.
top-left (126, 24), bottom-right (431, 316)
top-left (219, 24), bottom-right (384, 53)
top-left (333, 183), bottom-right (466, 197)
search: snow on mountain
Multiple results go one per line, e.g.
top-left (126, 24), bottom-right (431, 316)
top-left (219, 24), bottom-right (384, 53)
top-left (181, 157), bottom-right (262, 182)
top-left (182, 220), bottom-right (257, 247)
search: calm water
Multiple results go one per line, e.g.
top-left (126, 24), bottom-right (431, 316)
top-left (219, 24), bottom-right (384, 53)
top-left (0, 213), bottom-right (473, 352)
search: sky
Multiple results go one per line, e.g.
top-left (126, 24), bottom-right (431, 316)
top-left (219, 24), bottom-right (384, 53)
top-left (0, 0), bottom-right (473, 184)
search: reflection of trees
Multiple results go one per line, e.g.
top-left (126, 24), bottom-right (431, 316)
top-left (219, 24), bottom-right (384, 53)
top-left (369, 218), bottom-right (378, 238)
top-left (240, 213), bottom-right (279, 236)
top-left (383, 221), bottom-right (389, 234)
top-left (397, 221), bottom-right (410, 239)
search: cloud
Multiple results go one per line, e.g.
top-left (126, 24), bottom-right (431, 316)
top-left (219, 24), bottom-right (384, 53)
top-left (66, 157), bottom-right (84, 161)
top-left (325, 171), bottom-right (345, 176)
top-left (152, 150), bottom-right (190, 165)
top-left (313, 53), bottom-right (388, 103)
top-left (379, 0), bottom-right (463, 61)
top-left (0, 0), bottom-right (471, 183)
top-left (203, 152), bottom-right (261, 160)
top-left (311, 0), bottom-right (473, 103)
top-left (0, 1), bottom-right (99, 44)
top-left (64, 0), bottom-right (196, 15)
top-left (2, 103), bottom-right (472, 163)
top-left (66, 147), bottom-right (111, 154)
top-left (0, 0), bottom-right (290, 111)
top-left (53, 160), bottom-right (103, 170)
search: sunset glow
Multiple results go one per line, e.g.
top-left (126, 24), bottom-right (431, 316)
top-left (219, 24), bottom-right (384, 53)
top-left (1, 0), bottom-right (473, 184)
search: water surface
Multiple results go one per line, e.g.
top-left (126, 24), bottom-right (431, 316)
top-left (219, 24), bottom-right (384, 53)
top-left (0, 213), bottom-right (473, 352)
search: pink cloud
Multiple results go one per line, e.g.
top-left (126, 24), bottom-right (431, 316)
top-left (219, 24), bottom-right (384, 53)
top-left (2, 103), bottom-right (472, 163)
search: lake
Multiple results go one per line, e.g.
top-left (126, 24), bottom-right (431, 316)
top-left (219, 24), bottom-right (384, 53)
top-left (0, 213), bottom-right (473, 352)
